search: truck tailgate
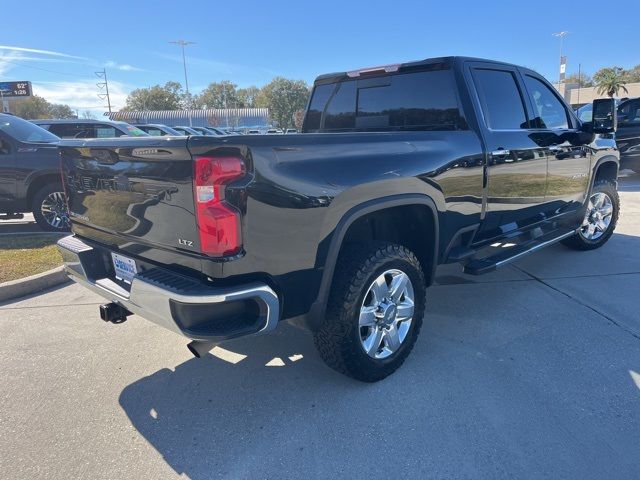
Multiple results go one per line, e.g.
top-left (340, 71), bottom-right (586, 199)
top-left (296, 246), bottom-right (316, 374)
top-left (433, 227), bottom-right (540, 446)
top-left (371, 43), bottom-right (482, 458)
top-left (59, 138), bottom-right (201, 255)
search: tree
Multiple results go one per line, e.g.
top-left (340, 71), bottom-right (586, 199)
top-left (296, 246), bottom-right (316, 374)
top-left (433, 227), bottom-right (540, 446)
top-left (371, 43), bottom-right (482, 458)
top-left (8, 95), bottom-right (75, 119)
top-left (594, 67), bottom-right (629, 97)
top-left (293, 109), bottom-right (305, 130)
top-left (49, 103), bottom-right (75, 119)
top-left (564, 72), bottom-right (593, 87)
top-left (237, 86), bottom-right (260, 108)
top-left (123, 81), bottom-right (185, 111)
top-left (256, 77), bottom-right (310, 130)
top-left (195, 81), bottom-right (239, 109)
top-left (624, 65), bottom-right (640, 83)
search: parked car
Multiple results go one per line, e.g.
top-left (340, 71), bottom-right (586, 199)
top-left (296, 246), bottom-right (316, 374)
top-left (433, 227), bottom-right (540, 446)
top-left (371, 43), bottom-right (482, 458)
top-left (134, 124), bottom-right (183, 136)
top-left (576, 98), bottom-right (639, 172)
top-left (245, 129), bottom-right (261, 135)
top-left (32, 119), bottom-right (148, 139)
top-left (0, 113), bottom-right (69, 231)
top-left (266, 129), bottom-right (283, 134)
top-left (190, 126), bottom-right (218, 136)
top-left (172, 126), bottom-right (201, 136)
top-left (57, 56), bottom-right (620, 382)
top-left (285, 129), bottom-right (298, 134)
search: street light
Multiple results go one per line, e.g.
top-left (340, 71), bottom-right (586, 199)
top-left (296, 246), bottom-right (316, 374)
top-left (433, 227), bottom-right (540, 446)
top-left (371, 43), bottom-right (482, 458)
top-left (552, 31), bottom-right (568, 86)
top-left (170, 39), bottom-right (195, 126)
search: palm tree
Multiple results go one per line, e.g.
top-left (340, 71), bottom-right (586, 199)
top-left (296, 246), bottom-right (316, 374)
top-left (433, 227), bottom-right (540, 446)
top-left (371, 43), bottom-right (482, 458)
top-left (594, 67), bottom-right (629, 98)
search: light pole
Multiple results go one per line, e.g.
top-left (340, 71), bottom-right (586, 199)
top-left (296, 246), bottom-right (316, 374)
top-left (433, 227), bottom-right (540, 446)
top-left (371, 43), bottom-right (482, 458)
top-left (552, 31), bottom-right (568, 86)
top-left (170, 39), bottom-right (195, 126)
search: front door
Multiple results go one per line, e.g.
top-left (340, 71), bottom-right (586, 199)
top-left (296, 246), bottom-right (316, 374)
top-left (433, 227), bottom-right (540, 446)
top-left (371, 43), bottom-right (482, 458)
top-left (520, 72), bottom-right (591, 215)
top-left (468, 63), bottom-right (548, 237)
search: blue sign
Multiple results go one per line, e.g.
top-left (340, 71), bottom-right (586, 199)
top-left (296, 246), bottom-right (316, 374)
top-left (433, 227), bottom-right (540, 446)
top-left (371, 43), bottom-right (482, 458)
top-left (0, 81), bottom-right (32, 97)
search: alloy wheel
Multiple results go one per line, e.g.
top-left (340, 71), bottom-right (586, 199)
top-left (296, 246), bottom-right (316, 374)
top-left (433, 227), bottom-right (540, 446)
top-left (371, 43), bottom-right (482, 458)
top-left (579, 192), bottom-right (613, 241)
top-left (358, 269), bottom-right (415, 359)
top-left (41, 191), bottom-right (70, 230)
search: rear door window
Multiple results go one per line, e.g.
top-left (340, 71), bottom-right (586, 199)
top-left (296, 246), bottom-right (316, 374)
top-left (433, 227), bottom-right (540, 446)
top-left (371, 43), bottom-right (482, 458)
top-left (472, 69), bottom-right (529, 130)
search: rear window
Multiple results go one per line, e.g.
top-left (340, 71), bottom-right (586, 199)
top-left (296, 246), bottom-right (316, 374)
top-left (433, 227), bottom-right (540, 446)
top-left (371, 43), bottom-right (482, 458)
top-left (303, 68), bottom-right (463, 132)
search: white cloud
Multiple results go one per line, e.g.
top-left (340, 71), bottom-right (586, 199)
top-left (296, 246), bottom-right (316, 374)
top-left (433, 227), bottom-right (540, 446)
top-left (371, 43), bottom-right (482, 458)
top-left (105, 60), bottom-right (144, 72)
top-left (32, 80), bottom-right (130, 117)
top-left (0, 45), bottom-right (88, 60)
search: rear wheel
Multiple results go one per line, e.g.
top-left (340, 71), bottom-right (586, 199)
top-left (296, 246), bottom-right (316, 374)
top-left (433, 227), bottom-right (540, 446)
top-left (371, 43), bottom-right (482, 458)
top-left (562, 180), bottom-right (619, 250)
top-left (32, 184), bottom-right (70, 232)
top-left (313, 242), bottom-right (426, 382)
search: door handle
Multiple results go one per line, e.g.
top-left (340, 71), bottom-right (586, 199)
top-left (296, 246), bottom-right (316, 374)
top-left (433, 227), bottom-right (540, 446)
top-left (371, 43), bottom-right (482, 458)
top-left (490, 149), bottom-right (510, 157)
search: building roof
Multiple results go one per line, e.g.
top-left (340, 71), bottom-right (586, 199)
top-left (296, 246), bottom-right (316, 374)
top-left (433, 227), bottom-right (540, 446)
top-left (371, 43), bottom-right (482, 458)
top-left (107, 108), bottom-right (269, 128)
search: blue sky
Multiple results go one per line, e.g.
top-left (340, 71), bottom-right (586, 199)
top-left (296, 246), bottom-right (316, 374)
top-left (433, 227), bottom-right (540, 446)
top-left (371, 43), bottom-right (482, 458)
top-left (1, 0), bottom-right (638, 115)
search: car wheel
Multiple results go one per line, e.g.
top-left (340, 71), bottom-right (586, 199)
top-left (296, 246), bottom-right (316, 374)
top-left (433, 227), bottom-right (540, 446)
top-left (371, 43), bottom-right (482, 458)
top-left (313, 242), bottom-right (426, 382)
top-left (32, 184), bottom-right (70, 232)
top-left (562, 180), bottom-right (619, 251)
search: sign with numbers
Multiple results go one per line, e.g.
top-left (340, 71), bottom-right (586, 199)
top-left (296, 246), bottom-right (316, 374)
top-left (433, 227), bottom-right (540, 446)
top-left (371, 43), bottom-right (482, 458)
top-left (0, 81), bottom-right (32, 97)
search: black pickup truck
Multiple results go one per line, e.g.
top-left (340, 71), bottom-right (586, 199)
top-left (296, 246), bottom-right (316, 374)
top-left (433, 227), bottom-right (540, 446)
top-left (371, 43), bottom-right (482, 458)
top-left (0, 114), bottom-right (70, 231)
top-left (57, 56), bottom-right (620, 381)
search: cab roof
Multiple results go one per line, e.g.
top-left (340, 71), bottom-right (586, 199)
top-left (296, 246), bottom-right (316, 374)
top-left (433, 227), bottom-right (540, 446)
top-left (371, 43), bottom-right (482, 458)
top-left (313, 56), bottom-right (523, 84)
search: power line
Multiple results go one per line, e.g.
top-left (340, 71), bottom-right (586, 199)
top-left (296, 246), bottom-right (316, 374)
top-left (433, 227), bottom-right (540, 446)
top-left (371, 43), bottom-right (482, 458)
top-left (0, 58), bottom-right (94, 79)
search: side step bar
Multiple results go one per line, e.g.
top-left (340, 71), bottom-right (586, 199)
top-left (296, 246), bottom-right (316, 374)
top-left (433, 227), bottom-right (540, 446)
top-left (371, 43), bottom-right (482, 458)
top-left (463, 229), bottom-right (575, 275)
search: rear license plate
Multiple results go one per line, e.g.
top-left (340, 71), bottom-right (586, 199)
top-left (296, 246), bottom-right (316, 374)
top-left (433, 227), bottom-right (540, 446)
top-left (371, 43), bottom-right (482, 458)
top-left (111, 252), bottom-right (137, 284)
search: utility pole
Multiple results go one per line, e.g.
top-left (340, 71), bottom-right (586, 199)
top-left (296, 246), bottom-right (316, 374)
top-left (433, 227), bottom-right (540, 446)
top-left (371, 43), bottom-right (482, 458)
top-left (170, 39), bottom-right (195, 126)
top-left (577, 63), bottom-right (581, 106)
top-left (96, 69), bottom-right (112, 113)
top-left (552, 31), bottom-right (568, 87)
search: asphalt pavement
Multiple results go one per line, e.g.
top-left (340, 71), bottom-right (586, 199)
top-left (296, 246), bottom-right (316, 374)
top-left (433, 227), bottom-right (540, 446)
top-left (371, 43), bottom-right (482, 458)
top-left (1, 174), bottom-right (639, 479)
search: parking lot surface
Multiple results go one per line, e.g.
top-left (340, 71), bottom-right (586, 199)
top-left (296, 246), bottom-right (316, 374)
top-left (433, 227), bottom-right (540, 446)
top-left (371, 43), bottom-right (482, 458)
top-left (1, 174), bottom-right (639, 479)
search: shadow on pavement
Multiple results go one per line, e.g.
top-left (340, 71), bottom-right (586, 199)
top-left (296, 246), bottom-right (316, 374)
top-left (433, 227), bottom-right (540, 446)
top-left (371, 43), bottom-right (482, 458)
top-left (118, 325), bottom-right (355, 479)
top-left (117, 232), bottom-right (640, 479)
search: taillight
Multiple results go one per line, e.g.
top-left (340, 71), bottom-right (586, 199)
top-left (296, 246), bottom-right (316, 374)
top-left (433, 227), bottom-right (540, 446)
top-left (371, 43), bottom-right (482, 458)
top-left (193, 156), bottom-right (245, 256)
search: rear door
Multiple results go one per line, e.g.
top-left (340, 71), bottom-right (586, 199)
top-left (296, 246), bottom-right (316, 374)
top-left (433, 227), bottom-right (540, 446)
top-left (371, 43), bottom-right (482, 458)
top-left (0, 132), bottom-right (16, 206)
top-left (467, 62), bottom-right (548, 235)
top-left (520, 71), bottom-right (590, 214)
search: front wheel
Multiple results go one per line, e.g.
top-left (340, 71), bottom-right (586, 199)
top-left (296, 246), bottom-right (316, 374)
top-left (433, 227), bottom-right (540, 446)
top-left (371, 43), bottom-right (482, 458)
top-left (562, 180), bottom-right (619, 250)
top-left (32, 184), bottom-right (70, 232)
top-left (313, 242), bottom-right (426, 382)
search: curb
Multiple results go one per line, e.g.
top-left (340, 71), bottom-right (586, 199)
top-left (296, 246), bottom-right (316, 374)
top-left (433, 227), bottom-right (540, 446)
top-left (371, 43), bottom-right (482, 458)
top-left (0, 266), bottom-right (70, 304)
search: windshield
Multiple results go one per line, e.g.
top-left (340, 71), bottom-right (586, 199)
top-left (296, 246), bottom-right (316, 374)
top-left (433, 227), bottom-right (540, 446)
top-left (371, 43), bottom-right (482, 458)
top-left (0, 115), bottom-right (59, 143)
top-left (123, 124), bottom-right (149, 136)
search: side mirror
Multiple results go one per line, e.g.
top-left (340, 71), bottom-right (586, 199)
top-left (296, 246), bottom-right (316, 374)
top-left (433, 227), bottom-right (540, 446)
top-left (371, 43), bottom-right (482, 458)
top-left (592, 98), bottom-right (617, 133)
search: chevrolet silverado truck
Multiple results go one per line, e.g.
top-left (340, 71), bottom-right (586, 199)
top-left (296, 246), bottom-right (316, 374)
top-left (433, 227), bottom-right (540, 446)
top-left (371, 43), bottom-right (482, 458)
top-left (0, 113), bottom-right (70, 231)
top-left (57, 57), bottom-right (620, 382)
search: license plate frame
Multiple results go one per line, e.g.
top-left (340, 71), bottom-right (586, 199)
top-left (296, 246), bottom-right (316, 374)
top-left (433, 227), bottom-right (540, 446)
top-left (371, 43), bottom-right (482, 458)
top-left (111, 252), bottom-right (138, 284)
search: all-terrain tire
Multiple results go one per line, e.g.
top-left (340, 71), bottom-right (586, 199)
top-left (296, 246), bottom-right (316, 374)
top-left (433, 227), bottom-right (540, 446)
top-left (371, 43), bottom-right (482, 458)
top-left (562, 180), bottom-right (619, 251)
top-left (31, 184), bottom-right (70, 232)
top-left (313, 242), bottom-right (427, 382)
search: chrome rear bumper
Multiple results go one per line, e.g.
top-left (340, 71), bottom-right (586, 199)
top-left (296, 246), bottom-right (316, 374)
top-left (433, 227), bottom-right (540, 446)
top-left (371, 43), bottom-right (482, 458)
top-left (57, 235), bottom-right (280, 342)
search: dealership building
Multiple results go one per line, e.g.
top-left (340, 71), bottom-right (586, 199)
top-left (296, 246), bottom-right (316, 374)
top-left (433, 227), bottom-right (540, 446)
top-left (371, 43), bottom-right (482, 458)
top-left (107, 107), bottom-right (269, 130)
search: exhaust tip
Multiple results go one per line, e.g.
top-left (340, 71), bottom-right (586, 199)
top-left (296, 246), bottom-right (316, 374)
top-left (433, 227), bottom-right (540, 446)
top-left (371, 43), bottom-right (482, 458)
top-left (187, 340), bottom-right (218, 358)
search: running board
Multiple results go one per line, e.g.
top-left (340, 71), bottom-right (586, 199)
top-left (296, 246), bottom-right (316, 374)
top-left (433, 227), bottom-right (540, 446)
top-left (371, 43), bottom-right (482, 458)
top-left (463, 229), bottom-right (575, 275)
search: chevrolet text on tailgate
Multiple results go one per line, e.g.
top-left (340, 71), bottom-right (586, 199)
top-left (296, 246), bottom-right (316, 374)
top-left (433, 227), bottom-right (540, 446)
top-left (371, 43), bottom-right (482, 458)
top-left (57, 57), bottom-right (620, 382)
